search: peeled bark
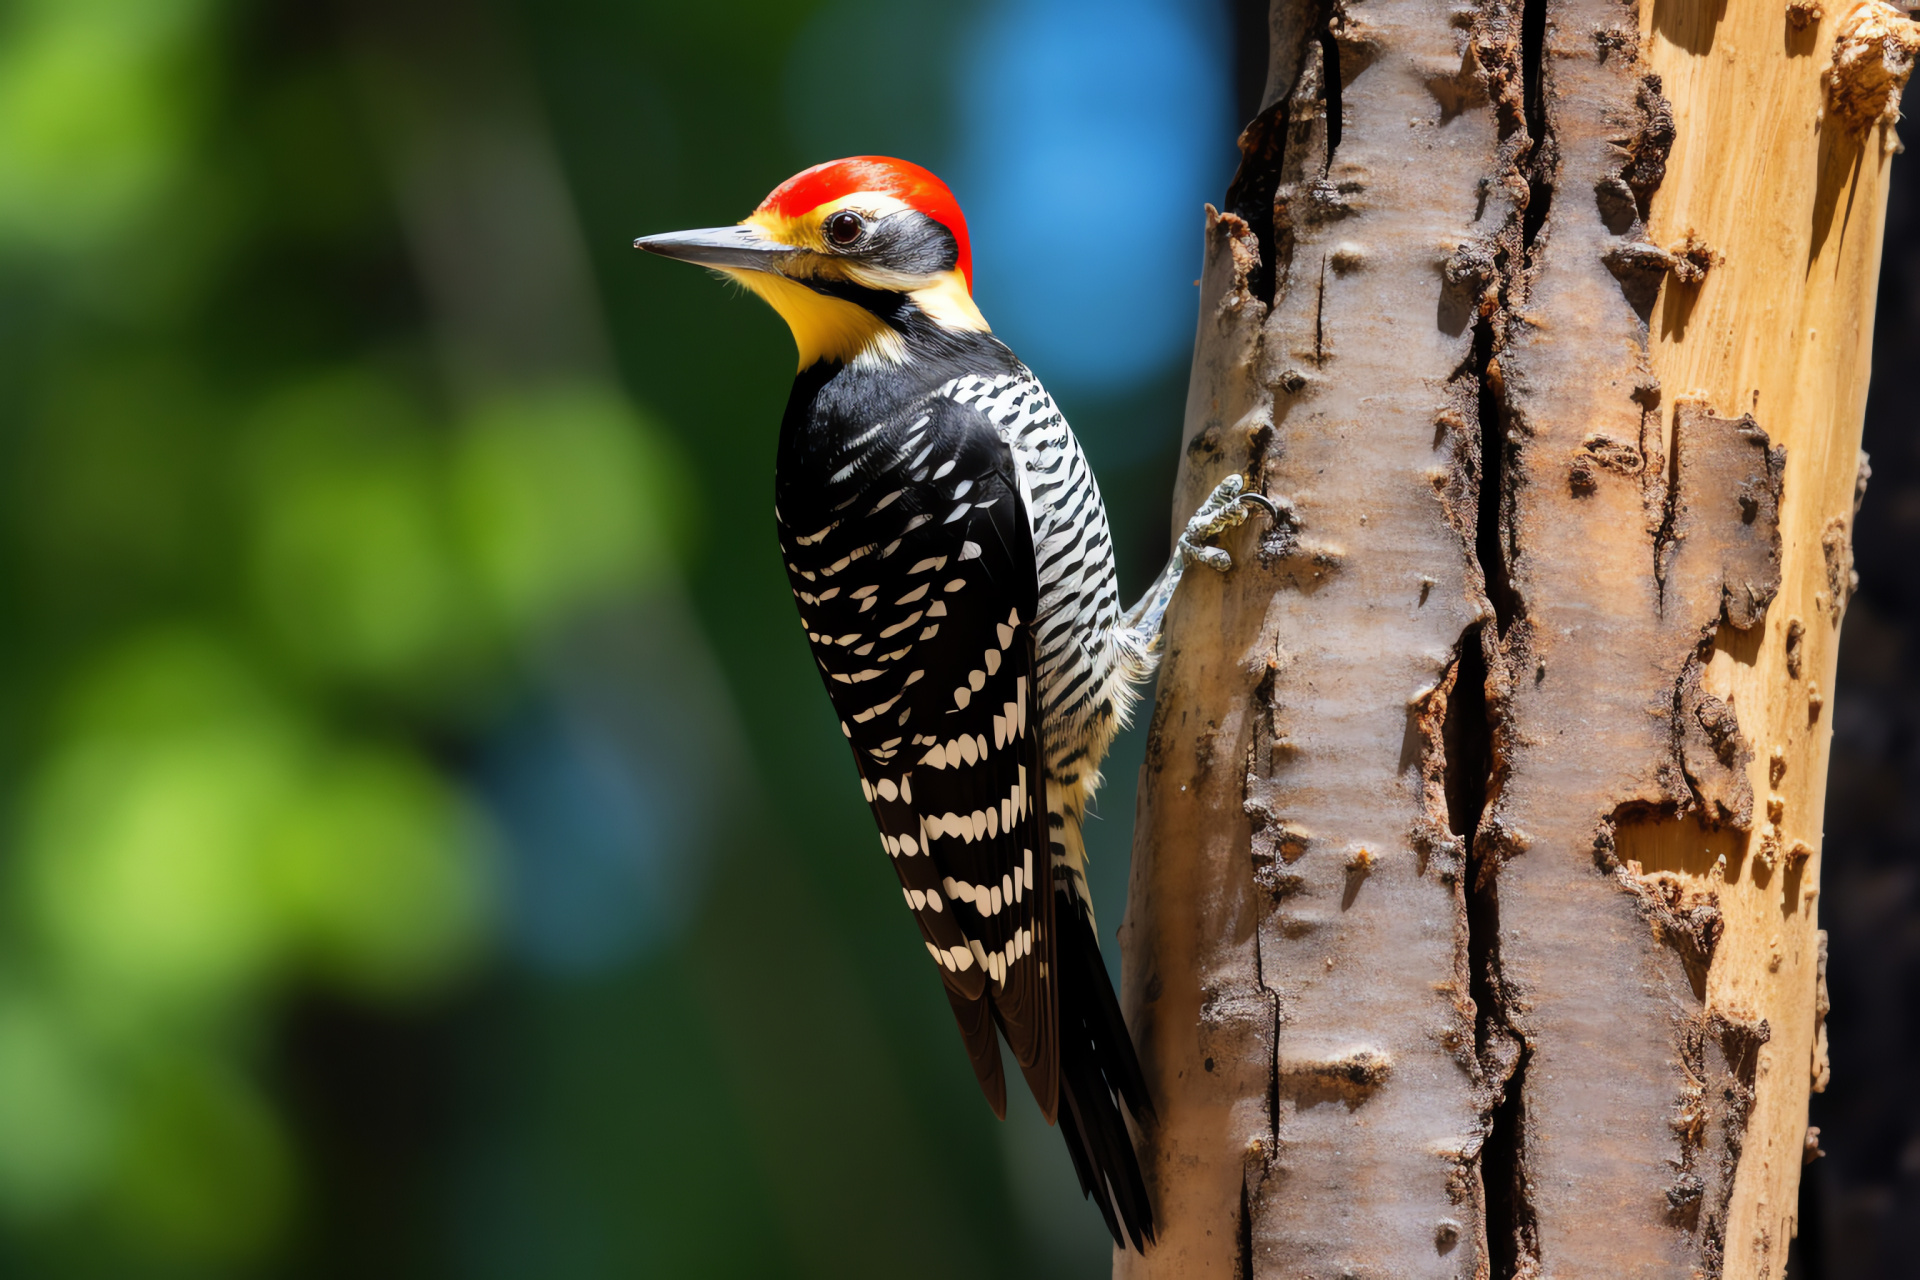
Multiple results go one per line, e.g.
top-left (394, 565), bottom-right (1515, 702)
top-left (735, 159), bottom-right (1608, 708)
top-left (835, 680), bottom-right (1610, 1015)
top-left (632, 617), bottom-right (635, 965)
top-left (1117, 0), bottom-right (1913, 1275)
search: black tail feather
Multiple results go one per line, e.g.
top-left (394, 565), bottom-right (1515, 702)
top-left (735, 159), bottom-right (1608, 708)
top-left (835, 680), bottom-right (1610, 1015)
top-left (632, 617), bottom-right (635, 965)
top-left (1077, 910), bottom-right (1156, 1124)
top-left (1055, 1098), bottom-right (1125, 1247)
top-left (1055, 896), bottom-right (1156, 1252)
top-left (944, 981), bottom-right (1008, 1120)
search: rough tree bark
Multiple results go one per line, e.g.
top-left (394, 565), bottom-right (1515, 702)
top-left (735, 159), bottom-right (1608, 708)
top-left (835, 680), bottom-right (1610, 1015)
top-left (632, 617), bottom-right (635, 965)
top-left (1117, 0), bottom-right (1916, 1275)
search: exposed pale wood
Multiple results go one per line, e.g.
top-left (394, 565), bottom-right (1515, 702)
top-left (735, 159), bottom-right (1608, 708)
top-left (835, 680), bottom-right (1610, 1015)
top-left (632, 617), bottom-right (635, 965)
top-left (1629, 0), bottom-right (1914, 1269)
top-left (1117, 0), bottom-right (1911, 1275)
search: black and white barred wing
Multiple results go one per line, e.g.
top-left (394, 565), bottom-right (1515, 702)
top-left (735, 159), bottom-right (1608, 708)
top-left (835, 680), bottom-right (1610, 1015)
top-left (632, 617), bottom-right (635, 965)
top-left (895, 411), bottom-right (1058, 1120)
top-left (777, 395), bottom-right (1057, 1121)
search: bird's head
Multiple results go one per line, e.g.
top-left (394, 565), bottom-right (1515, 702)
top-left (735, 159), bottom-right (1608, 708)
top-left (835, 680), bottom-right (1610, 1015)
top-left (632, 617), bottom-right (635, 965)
top-left (635, 156), bottom-right (989, 371)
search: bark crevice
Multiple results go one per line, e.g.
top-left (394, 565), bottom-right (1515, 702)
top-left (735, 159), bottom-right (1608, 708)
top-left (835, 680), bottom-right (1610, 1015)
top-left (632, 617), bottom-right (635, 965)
top-left (1224, 0), bottom-right (1331, 309)
top-left (1316, 25), bottom-right (1344, 169)
top-left (1459, 634), bottom-right (1538, 1280)
top-left (1224, 0), bottom-right (1354, 312)
top-left (1226, 101), bottom-right (1290, 309)
top-left (1456, 0), bottom-right (1560, 1264)
top-left (1236, 1171), bottom-right (1256, 1279)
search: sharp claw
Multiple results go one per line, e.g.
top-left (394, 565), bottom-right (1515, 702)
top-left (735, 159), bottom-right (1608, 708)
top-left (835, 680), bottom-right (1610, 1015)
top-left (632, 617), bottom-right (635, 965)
top-left (1175, 481), bottom-right (1279, 577)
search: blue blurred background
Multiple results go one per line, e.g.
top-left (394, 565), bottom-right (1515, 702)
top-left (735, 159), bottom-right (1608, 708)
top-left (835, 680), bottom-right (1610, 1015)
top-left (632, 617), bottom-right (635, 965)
top-left (0, 0), bottom-right (1913, 1275)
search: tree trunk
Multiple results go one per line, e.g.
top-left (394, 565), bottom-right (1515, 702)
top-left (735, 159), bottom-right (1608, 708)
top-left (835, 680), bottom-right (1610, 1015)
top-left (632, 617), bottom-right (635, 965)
top-left (1117, 0), bottom-right (1914, 1275)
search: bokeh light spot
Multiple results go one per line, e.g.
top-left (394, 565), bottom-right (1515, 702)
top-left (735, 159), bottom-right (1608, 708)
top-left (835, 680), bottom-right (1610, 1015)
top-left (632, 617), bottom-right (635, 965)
top-left (954, 0), bottom-right (1232, 390)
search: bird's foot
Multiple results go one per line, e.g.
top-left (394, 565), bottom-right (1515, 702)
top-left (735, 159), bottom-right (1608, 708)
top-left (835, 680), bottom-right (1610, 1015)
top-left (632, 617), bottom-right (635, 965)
top-left (1177, 474), bottom-right (1281, 572)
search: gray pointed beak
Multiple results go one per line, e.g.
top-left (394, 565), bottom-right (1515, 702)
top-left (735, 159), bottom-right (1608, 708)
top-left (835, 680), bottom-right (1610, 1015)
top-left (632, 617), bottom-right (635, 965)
top-left (632, 224), bottom-right (796, 273)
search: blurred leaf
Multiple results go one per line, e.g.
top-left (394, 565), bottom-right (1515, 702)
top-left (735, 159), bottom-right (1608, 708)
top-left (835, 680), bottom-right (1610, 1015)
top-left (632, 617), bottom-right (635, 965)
top-left (20, 627), bottom-right (500, 1019)
top-left (0, 0), bottom-right (215, 253)
top-left (0, 992), bottom-right (113, 1224)
top-left (242, 371), bottom-right (486, 695)
top-left (108, 1050), bottom-right (291, 1266)
top-left (20, 633), bottom-right (304, 1025)
top-left (453, 384), bottom-right (690, 632)
top-left (266, 746), bottom-right (496, 1001)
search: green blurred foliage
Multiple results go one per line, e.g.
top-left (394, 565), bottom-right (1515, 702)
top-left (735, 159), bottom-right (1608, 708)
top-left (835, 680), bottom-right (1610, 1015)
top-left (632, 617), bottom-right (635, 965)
top-left (0, 0), bottom-right (688, 1270)
top-left (0, 0), bottom-right (214, 255)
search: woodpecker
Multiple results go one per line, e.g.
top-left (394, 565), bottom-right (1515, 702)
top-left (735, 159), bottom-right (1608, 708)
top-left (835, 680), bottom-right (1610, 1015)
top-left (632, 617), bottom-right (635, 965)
top-left (636, 157), bottom-right (1271, 1252)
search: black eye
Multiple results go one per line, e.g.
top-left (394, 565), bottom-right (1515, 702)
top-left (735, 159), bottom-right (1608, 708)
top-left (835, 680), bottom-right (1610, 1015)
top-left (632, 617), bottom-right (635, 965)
top-left (825, 210), bottom-right (866, 246)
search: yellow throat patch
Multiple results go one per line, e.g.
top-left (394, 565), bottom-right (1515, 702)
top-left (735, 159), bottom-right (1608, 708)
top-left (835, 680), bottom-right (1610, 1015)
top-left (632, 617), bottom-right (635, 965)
top-left (731, 199), bottom-right (990, 370)
top-left (726, 269), bottom-right (907, 370)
